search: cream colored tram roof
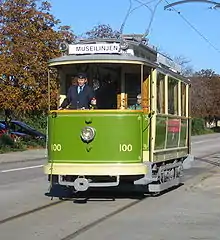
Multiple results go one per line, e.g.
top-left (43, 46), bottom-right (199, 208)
top-left (48, 54), bottom-right (190, 84)
top-left (48, 54), bottom-right (157, 67)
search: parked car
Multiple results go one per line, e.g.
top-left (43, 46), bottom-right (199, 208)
top-left (0, 123), bottom-right (5, 135)
top-left (0, 122), bottom-right (28, 142)
top-left (0, 120), bottom-right (46, 140)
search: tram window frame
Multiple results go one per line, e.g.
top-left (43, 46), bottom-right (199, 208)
top-left (168, 76), bottom-right (179, 115)
top-left (125, 72), bottom-right (141, 107)
top-left (56, 63), bottom-right (150, 110)
top-left (181, 82), bottom-right (187, 116)
top-left (156, 72), bottom-right (165, 114)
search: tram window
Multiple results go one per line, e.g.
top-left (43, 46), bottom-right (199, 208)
top-left (58, 63), bottom-right (145, 110)
top-left (157, 73), bottom-right (165, 113)
top-left (168, 77), bottom-right (178, 115)
top-left (181, 82), bottom-right (186, 116)
top-left (125, 73), bottom-right (141, 107)
top-left (94, 75), bottom-right (118, 109)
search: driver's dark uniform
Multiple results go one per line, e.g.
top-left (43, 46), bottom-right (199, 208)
top-left (60, 84), bottom-right (95, 109)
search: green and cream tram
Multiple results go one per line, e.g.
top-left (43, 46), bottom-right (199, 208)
top-left (44, 36), bottom-right (192, 195)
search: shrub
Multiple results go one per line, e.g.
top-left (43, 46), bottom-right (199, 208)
top-left (0, 134), bottom-right (25, 153)
top-left (191, 118), bottom-right (213, 135)
top-left (0, 133), bottom-right (15, 146)
top-left (21, 113), bottom-right (47, 134)
top-left (21, 137), bottom-right (46, 149)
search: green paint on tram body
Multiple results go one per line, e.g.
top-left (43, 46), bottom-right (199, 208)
top-left (47, 111), bottom-right (189, 164)
top-left (48, 111), bottom-right (146, 164)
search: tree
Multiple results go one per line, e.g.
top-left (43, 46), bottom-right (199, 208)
top-left (157, 49), bottom-right (194, 77)
top-left (0, 0), bottom-right (75, 115)
top-left (190, 76), bottom-right (212, 117)
top-left (173, 55), bottom-right (194, 77)
top-left (190, 69), bottom-right (220, 118)
top-left (85, 24), bottom-right (120, 39)
top-left (194, 69), bottom-right (216, 78)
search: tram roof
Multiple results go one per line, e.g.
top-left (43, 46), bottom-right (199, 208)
top-left (157, 66), bottom-right (190, 84)
top-left (48, 54), bottom-right (158, 68)
top-left (48, 37), bottom-right (157, 67)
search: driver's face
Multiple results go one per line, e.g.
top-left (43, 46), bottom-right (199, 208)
top-left (78, 78), bottom-right (86, 86)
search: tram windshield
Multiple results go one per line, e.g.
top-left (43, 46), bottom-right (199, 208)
top-left (56, 63), bottom-right (151, 111)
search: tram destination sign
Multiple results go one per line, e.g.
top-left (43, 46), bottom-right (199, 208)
top-left (68, 43), bottom-right (121, 55)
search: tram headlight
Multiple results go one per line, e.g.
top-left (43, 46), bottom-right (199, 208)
top-left (80, 126), bottom-right (96, 142)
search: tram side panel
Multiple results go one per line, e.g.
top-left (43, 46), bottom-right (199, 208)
top-left (154, 115), bottom-right (189, 162)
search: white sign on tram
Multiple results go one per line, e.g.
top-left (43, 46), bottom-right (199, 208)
top-left (68, 43), bottom-right (121, 55)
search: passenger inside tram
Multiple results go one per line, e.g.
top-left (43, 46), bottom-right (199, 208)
top-left (128, 94), bottom-right (142, 110)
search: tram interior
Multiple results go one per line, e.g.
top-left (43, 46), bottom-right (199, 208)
top-left (58, 63), bottom-right (151, 110)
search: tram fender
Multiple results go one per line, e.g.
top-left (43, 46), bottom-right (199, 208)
top-left (182, 154), bottom-right (194, 169)
top-left (133, 162), bottom-right (156, 185)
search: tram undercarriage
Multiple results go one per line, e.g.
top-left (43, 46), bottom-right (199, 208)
top-left (47, 156), bottom-right (193, 194)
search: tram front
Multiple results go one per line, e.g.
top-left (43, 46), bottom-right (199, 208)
top-left (44, 38), bottom-right (157, 193)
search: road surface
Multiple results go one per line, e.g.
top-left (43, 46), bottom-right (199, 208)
top-left (0, 133), bottom-right (219, 240)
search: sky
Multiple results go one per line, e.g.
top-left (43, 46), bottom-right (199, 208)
top-left (49, 0), bottom-right (220, 74)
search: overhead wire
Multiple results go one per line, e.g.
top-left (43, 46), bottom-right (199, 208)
top-left (119, 0), bottom-right (161, 34)
top-left (120, 0), bottom-right (220, 56)
top-left (134, 0), bottom-right (164, 38)
top-left (164, 0), bottom-right (220, 54)
top-left (120, 0), bottom-right (133, 34)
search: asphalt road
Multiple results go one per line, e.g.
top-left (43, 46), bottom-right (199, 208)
top-left (0, 133), bottom-right (219, 240)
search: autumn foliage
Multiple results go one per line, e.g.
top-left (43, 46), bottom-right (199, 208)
top-left (190, 69), bottom-right (220, 118)
top-left (0, 0), bottom-right (75, 115)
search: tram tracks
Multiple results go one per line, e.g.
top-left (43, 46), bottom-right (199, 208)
top-left (60, 199), bottom-right (143, 240)
top-left (194, 152), bottom-right (220, 167)
top-left (0, 192), bottom-right (145, 227)
top-left (0, 152), bottom-right (219, 239)
top-left (0, 199), bottom-right (65, 225)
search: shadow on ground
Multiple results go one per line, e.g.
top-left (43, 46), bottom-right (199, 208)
top-left (44, 183), bottom-right (183, 204)
top-left (43, 163), bottom-right (209, 204)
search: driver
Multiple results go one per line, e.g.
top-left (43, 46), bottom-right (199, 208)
top-left (58, 73), bottom-right (96, 110)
